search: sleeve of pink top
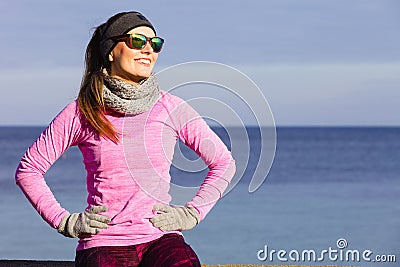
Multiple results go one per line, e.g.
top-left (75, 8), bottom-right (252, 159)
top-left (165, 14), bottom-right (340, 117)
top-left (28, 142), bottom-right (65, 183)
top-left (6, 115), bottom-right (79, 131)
top-left (167, 97), bottom-right (236, 220)
top-left (15, 101), bottom-right (83, 229)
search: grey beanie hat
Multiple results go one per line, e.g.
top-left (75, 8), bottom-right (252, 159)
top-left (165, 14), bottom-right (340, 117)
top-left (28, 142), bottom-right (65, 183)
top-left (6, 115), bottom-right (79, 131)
top-left (99, 11), bottom-right (156, 61)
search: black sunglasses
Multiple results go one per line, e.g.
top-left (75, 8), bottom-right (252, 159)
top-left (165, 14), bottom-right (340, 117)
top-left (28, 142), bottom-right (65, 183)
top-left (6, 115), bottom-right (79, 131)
top-left (111, 33), bottom-right (164, 53)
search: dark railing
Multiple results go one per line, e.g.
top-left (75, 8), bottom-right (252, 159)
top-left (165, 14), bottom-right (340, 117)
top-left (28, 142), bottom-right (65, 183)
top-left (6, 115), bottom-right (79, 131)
top-left (0, 261), bottom-right (74, 267)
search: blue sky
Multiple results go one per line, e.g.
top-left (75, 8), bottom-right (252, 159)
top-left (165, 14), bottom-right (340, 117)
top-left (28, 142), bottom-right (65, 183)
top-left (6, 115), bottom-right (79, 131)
top-left (1, 0), bottom-right (399, 126)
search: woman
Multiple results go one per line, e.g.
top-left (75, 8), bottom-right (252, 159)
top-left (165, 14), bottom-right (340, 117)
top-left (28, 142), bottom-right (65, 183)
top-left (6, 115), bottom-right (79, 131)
top-left (15, 11), bottom-right (235, 267)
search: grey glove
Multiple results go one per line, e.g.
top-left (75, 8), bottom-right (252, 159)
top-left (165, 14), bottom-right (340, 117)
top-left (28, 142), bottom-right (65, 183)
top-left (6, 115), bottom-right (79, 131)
top-left (150, 204), bottom-right (200, 231)
top-left (57, 206), bottom-right (111, 238)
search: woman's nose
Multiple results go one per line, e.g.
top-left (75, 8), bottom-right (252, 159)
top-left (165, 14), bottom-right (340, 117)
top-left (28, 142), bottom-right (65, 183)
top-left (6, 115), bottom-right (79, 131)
top-left (141, 41), bottom-right (153, 53)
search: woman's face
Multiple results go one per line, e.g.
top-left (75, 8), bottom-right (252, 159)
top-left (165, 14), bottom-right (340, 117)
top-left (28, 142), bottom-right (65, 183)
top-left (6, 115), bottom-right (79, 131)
top-left (109, 26), bottom-right (158, 83)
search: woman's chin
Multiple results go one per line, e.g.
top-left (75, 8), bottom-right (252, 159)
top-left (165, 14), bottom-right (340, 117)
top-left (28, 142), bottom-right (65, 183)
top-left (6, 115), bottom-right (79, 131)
top-left (120, 72), bottom-right (152, 84)
top-left (135, 72), bottom-right (152, 82)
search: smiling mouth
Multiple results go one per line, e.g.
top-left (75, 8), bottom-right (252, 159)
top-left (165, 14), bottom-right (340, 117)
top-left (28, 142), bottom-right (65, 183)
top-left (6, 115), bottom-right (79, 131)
top-left (135, 58), bottom-right (151, 66)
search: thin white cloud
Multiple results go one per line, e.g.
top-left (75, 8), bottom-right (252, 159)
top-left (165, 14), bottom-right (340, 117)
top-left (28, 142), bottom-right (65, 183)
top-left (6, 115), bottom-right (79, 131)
top-left (1, 63), bottom-right (399, 126)
top-left (0, 67), bottom-right (82, 125)
top-left (242, 63), bottom-right (400, 126)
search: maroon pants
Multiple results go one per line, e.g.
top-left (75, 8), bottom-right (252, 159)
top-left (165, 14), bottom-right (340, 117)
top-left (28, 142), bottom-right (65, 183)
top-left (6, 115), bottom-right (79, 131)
top-left (75, 233), bottom-right (201, 267)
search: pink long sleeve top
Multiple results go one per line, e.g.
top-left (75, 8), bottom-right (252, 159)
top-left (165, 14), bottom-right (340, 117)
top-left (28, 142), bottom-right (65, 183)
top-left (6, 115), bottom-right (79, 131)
top-left (15, 90), bottom-right (236, 251)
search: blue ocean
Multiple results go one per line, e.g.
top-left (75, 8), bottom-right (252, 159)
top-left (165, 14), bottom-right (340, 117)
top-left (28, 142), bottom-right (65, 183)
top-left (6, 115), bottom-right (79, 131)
top-left (1, 126), bottom-right (399, 266)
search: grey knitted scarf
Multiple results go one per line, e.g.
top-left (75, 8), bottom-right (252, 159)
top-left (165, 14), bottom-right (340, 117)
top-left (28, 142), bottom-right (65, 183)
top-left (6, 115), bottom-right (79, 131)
top-left (103, 74), bottom-right (160, 115)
